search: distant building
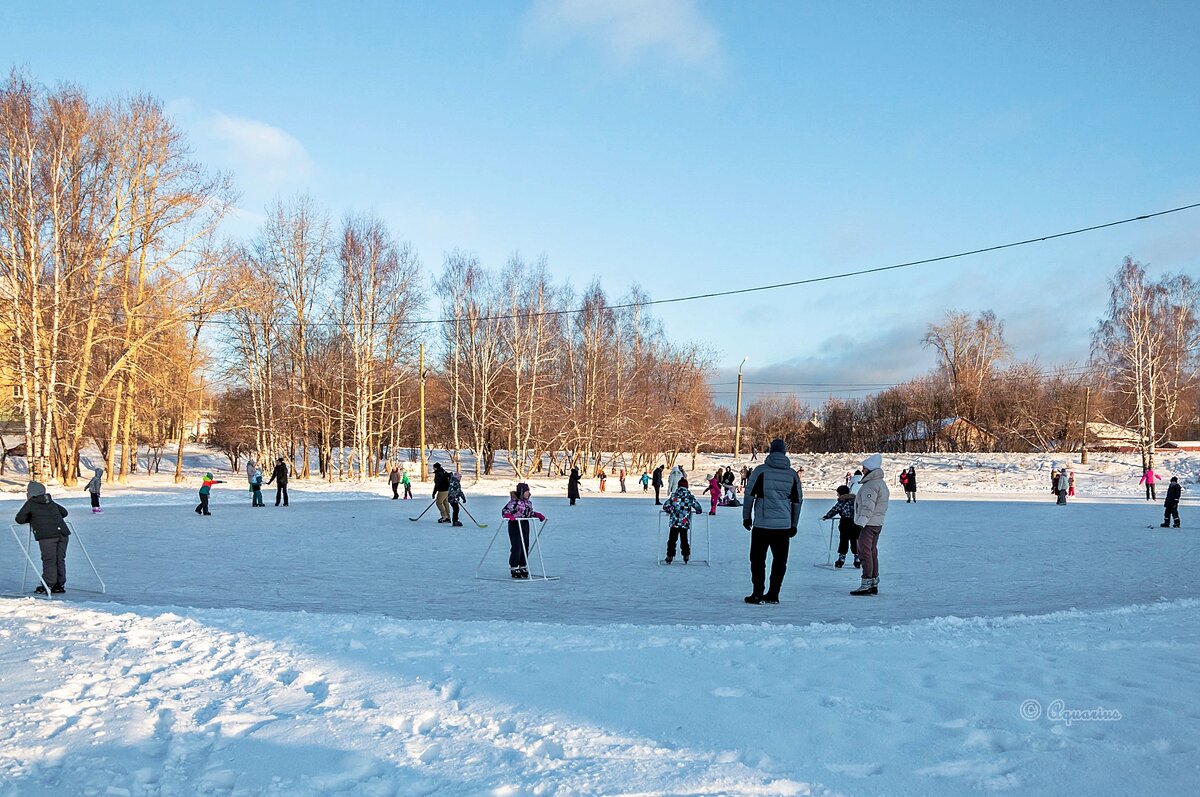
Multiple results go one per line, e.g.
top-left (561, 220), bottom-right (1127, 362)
top-left (884, 417), bottom-right (999, 453)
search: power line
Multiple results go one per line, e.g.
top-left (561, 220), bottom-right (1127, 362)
top-left (178, 200), bottom-right (1200, 329)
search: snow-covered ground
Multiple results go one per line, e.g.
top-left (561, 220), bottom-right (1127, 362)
top-left (1, 449), bottom-right (1197, 796)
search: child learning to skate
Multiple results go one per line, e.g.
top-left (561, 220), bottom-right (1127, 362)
top-left (501, 483), bottom-right (545, 578)
top-left (822, 485), bottom-right (861, 568)
top-left (662, 478), bottom-right (704, 564)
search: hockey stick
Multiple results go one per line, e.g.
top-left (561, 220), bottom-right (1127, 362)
top-left (408, 500), bottom-right (437, 522)
top-left (458, 503), bottom-right (488, 528)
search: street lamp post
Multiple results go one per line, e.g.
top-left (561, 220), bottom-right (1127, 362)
top-left (419, 342), bottom-right (427, 482)
top-left (734, 356), bottom-right (748, 459)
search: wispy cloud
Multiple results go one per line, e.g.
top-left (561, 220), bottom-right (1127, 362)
top-left (207, 111), bottom-right (313, 187)
top-left (525, 0), bottom-right (723, 74)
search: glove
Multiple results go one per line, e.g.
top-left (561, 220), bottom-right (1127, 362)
top-left (743, 519), bottom-right (753, 531)
top-left (789, 527), bottom-right (797, 538)
top-left (534, 512), bottom-right (546, 522)
top-left (503, 514), bottom-right (515, 521)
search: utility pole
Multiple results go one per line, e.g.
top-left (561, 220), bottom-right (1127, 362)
top-left (419, 343), bottom-right (427, 482)
top-left (1080, 386), bottom-right (1090, 465)
top-left (734, 356), bottom-right (748, 459)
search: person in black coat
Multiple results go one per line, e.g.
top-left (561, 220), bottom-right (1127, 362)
top-left (903, 465), bottom-right (917, 502)
top-left (651, 465), bottom-right (665, 505)
top-left (567, 467), bottom-right (581, 505)
top-left (1162, 477), bottom-right (1182, 528)
top-left (15, 481), bottom-right (70, 594)
top-left (266, 457), bottom-right (290, 506)
top-left (432, 462), bottom-right (451, 522)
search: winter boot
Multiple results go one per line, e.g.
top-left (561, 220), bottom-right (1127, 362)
top-left (744, 594), bottom-right (764, 604)
top-left (835, 556), bottom-right (844, 568)
top-left (1162, 522), bottom-right (1171, 527)
top-left (452, 521), bottom-right (464, 527)
top-left (34, 585), bottom-right (48, 595)
top-left (850, 578), bottom-right (875, 596)
top-left (662, 557), bottom-right (673, 565)
top-left (682, 555), bottom-right (689, 564)
top-left (762, 593), bottom-right (779, 604)
top-left (51, 586), bottom-right (65, 594)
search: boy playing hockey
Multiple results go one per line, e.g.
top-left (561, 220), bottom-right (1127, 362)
top-left (662, 478), bottom-right (704, 564)
top-left (822, 485), bottom-right (861, 568)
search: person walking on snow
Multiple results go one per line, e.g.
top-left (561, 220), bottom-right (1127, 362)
top-left (652, 465), bottom-right (664, 504)
top-left (742, 438), bottom-right (802, 605)
top-left (567, 467), bottom-right (581, 506)
top-left (619, 469), bottom-right (627, 493)
top-left (16, 481), bottom-right (70, 594)
top-left (195, 472), bottom-right (223, 516)
top-left (266, 458), bottom-right (290, 507)
top-left (1055, 466), bottom-right (1069, 505)
top-left (1163, 477), bottom-right (1182, 528)
top-left (401, 467), bottom-right (412, 499)
top-left (851, 453), bottom-right (889, 596)
top-left (501, 482), bottom-right (545, 579)
top-left (432, 463), bottom-right (451, 522)
top-left (598, 468), bottom-right (607, 492)
top-left (84, 467), bottom-right (104, 513)
top-left (822, 485), bottom-right (860, 568)
top-left (447, 469), bottom-right (467, 527)
top-left (663, 478), bottom-right (703, 563)
top-left (701, 474), bottom-right (721, 515)
top-left (1140, 466), bottom-right (1162, 501)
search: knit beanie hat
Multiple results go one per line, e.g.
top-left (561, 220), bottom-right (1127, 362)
top-left (769, 438), bottom-right (787, 454)
top-left (861, 453), bottom-right (882, 472)
top-left (26, 481), bottom-right (46, 499)
top-left (678, 478), bottom-right (689, 488)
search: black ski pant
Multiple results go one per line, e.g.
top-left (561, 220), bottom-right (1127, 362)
top-left (666, 526), bottom-right (691, 560)
top-left (403, 483), bottom-right (412, 499)
top-left (275, 484), bottom-right (289, 506)
top-left (391, 482), bottom-right (399, 499)
top-left (508, 519), bottom-right (531, 568)
top-left (38, 536), bottom-right (68, 589)
top-left (1165, 501), bottom-right (1180, 526)
top-left (749, 527), bottom-right (790, 598)
top-left (837, 519), bottom-right (860, 557)
top-left (654, 485), bottom-right (661, 504)
top-left (451, 500), bottom-right (460, 524)
top-left (89, 493), bottom-right (100, 509)
top-left (196, 492), bottom-right (210, 515)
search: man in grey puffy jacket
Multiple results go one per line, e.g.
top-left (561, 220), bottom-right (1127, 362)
top-left (742, 438), bottom-right (803, 604)
top-left (851, 453), bottom-right (890, 596)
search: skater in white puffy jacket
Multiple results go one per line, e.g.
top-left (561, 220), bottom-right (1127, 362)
top-left (851, 454), bottom-right (889, 596)
top-left (667, 465), bottom-right (684, 496)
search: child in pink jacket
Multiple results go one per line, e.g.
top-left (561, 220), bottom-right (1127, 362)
top-left (701, 474), bottom-right (721, 515)
top-left (1140, 468), bottom-right (1162, 501)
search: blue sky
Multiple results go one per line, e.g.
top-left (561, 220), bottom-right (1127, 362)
top-left (3, 0), bottom-right (1198, 407)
